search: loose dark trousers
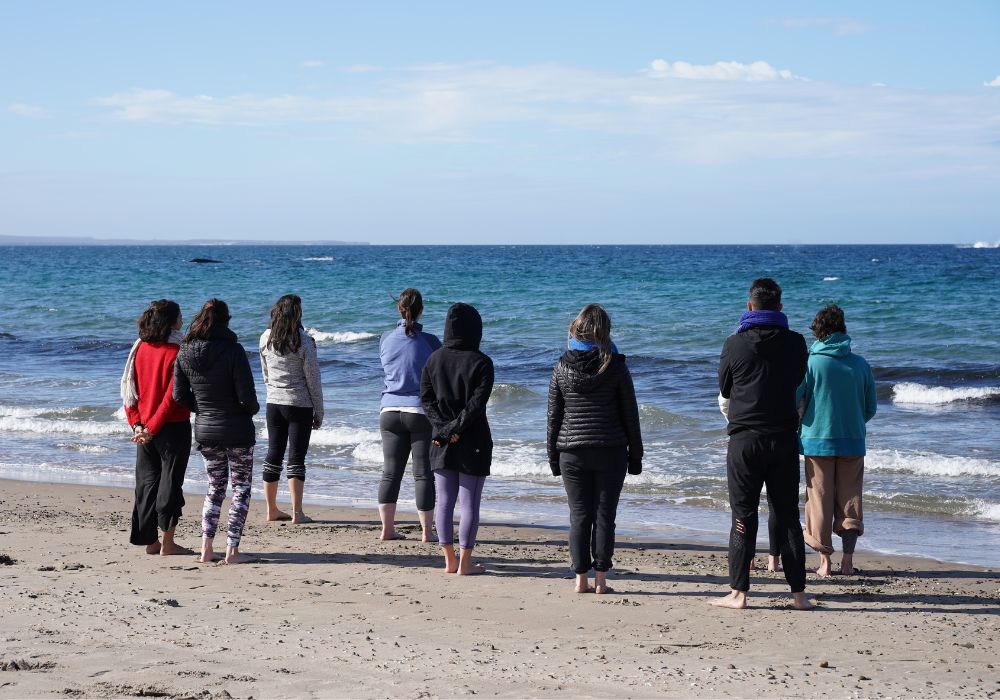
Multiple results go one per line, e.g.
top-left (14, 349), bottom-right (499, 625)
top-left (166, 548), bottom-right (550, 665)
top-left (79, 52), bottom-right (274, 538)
top-left (727, 430), bottom-right (806, 593)
top-left (560, 447), bottom-right (628, 574)
top-left (130, 421), bottom-right (192, 545)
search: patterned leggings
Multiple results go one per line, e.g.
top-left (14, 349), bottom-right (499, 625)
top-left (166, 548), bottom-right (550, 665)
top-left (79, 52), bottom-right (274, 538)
top-left (200, 445), bottom-right (254, 548)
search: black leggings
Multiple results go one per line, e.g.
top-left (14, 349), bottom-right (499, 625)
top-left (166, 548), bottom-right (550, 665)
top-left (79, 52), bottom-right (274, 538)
top-left (263, 403), bottom-right (314, 482)
top-left (560, 447), bottom-right (628, 574)
top-left (130, 421), bottom-right (191, 545)
top-left (378, 411), bottom-right (434, 511)
top-left (726, 430), bottom-right (806, 593)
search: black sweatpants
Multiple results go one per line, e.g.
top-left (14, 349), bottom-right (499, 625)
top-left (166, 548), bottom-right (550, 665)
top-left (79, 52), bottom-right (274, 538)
top-left (378, 410), bottom-right (434, 512)
top-left (263, 403), bottom-right (314, 482)
top-left (130, 421), bottom-right (192, 545)
top-left (726, 430), bottom-right (806, 593)
top-left (560, 447), bottom-right (628, 574)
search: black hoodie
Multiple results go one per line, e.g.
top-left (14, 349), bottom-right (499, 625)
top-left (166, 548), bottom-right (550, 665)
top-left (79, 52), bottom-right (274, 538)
top-left (718, 326), bottom-right (807, 435)
top-left (546, 349), bottom-right (643, 475)
top-left (420, 303), bottom-right (494, 475)
top-left (173, 326), bottom-right (260, 447)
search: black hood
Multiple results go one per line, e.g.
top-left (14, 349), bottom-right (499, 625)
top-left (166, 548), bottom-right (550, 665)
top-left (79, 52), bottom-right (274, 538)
top-left (185, 326), bottom-right (238, 372)
top-left (735, 327), bottom-right (787, 356)
top-left (444, 303), bottom-right (482, 350)
top-left (558, 349), bottom-right (621, 393)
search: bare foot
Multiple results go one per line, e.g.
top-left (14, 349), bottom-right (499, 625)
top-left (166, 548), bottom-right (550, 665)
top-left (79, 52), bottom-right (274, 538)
top-left (792, 592), bottom-right (816, 610)
top-left (840, 554), bottom-right (854, 575)
top-left (575, 583), bottom-right (595, 593)
top-left (709, 590), bottom-right (748, 609)
top-left (198, 551), bottom-right (219, 564)
top-left (422, 531), bottom-right (438, 543)
top-left (595, 585), bottom-right (615, 595)
top-left (145, 541), bottom-right (161, 555)
top-left (267, 510), bottom-right (292, 522)
top-left (380, 531), bottom-right (407, 541)
top-left (458, 562), bottom-right (486, 576)
top-left (159, 542), bottom-right (194, 556)
top-left (292, 511), bottom-right (313, 524)
top-left (816, 556), bottom-right (833, 577)
top-left (748, 558), bottom-right (758, 571)
top-left (224, 552), bottom-right (258, 565)
top-left (767, 555), bottom-right (782, 572)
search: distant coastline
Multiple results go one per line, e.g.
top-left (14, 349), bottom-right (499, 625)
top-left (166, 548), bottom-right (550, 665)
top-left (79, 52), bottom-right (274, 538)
top-left (0, 234), bottom-right (368, 246)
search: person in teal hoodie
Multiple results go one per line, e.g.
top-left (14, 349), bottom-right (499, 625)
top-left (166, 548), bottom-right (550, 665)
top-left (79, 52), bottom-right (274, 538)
top-left (796, 304), bottom-right (877, 576)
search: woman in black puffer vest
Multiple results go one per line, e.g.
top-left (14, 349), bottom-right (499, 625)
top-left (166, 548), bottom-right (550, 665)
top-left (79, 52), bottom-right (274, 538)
top-left (174, 298), bottom-right (260, 565)
top-left (547, 304), bottom-right (642, 594)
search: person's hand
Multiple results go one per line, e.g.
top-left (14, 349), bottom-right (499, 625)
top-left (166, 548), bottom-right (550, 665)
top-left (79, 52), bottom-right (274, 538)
top-left (312, 416), bottom-right (323, 429)
top-left (449, 433), bottom-right (459, 444)
top-left (131, 426), bottom-right (152, 444)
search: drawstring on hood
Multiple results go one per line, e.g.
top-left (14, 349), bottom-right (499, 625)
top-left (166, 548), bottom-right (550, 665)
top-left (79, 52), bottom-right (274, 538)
top-left (443, 303), bottom-right (482, 351)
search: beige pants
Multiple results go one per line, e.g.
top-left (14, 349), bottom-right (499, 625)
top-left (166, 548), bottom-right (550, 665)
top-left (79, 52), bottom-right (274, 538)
top-left (803, 455), bottom-right (864, 555)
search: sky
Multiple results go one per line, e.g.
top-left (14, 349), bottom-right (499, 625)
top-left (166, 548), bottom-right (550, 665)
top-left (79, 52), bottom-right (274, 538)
top-left (2, 1), bottom-right (999, 244)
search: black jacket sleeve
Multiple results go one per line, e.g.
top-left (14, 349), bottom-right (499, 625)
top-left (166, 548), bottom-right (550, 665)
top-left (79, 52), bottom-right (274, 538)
top-left (172, 353), bottom-right (197, 413)
top-left (546, 367), bottom-right (564, 476)
top-left (420, 363), bottom-right (449, 442)
top-left (441, 357), bottom-right (494, 439)
top-left (718, 337), bottom-right (733, 400)
top-left (617, 365), bottom-right (643, 473)
top-left (232, 345), bottom-right (260, 415)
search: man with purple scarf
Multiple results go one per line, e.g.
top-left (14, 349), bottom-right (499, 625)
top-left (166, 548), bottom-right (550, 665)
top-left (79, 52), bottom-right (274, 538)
top-left (712, 278), bottom-right (814, 610)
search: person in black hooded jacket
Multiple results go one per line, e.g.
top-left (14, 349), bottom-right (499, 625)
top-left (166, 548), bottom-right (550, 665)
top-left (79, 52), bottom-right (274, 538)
top-left (712, 278), bottom-right (813, 611)
top-left (173, 298), bottom-right (260, 565)
top-left (420, 302), bottom-right (494, 575)
top-left (547, 304), bottom-right (642, 595)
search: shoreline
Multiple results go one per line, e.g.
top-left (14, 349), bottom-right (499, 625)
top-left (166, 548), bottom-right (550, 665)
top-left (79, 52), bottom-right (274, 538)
top-left (0, 469), bottom-right (993, 571)
top-left (2, 478), bottom-right (998, 698)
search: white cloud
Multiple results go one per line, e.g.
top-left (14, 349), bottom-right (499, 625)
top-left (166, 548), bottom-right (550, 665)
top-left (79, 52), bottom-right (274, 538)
top-left (300, 59), bottom-right (325, 69)
top-left (8, 102), bottom-right (49, 118)
top-left (769, 17), bottom-right (871, 36)
top-left (87, 61), bottom-right (1000, 167)
top-left (986, 75), bottom-right (1000, 87)
top-left (648, 59), bottom-right (798, 81)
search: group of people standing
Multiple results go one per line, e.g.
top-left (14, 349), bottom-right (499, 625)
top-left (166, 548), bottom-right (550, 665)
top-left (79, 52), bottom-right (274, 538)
top-left (120, 277), bottom-right (875, 607)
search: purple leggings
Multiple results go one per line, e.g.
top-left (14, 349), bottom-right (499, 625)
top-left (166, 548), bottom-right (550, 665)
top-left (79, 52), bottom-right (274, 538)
top-left (434, 470), bottom-right (487, 549)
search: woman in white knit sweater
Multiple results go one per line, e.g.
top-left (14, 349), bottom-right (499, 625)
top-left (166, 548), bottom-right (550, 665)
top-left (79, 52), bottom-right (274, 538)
top-left (259, 294), bottom-right (324, 524)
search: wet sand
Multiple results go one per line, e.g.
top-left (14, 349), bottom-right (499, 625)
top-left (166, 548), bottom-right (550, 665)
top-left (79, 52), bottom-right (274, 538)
top-left (1, 478), bottom-right (998, 699)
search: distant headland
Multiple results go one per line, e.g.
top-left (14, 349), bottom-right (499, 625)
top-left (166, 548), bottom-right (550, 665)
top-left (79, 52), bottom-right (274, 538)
top-left (0, 235), bottom-right (368, 246)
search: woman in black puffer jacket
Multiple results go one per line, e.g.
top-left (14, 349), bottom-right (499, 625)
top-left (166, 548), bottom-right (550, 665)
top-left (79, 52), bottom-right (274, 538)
top-left (547, 304), bottom-right (642, 594)
top-left (173, 298), bottom-right (260, 565)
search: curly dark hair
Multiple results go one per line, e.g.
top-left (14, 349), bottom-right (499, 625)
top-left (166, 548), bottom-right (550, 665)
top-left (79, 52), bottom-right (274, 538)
top-left (186, 298), bottom-right (230, 342)
top-left (810, 304), bottom-right (847, 340)
top-left (749, 278), bottom-right (782, 310)
top-left (137, 300), bottom-right (181, 343)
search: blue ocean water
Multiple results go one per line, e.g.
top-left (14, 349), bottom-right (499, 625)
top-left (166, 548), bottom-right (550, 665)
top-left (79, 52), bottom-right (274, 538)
top-left (1, 244), bottom-right (998, 566)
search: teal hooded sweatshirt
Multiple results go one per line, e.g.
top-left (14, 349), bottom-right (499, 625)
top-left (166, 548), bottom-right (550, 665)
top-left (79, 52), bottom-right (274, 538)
top-left (796, 332), bottom-right (877, 456)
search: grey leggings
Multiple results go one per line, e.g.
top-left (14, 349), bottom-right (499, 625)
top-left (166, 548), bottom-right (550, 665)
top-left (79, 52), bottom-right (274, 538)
top-left (434, 470), bottom-right (487, 549)
top-left (378, 411), bottom-right (435, 512)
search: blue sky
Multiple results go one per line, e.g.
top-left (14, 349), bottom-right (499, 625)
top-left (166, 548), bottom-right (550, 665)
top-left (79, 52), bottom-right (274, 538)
top-left (2, 1), bottom-right (999, 244)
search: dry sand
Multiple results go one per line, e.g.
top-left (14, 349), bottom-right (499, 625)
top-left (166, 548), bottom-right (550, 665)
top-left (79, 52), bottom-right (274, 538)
top-left (1, 478), bottom-right (998, 699)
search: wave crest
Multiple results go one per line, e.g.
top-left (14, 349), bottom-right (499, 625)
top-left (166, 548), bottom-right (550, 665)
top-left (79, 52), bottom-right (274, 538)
top-left (892, 382), bottom-right (1000, 405)
top-left (306, 328), bottom-right (377, 344)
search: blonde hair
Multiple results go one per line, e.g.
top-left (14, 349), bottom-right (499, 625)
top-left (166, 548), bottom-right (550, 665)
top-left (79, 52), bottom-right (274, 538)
top-left (568, 303), bottom-right (613, 374)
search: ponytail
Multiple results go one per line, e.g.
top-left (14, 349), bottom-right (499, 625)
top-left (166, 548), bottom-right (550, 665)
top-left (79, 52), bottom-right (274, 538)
top-left (397, 288), bottom-right (424, 337)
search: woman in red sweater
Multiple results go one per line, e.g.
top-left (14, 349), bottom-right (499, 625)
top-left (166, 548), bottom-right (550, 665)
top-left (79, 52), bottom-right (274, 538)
top-left (121, 299), bottom-right (192, 555)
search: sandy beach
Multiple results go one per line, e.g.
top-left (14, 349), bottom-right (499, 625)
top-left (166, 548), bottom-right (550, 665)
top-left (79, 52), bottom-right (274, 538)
top-left (0, 478), bottom-right (998, 699)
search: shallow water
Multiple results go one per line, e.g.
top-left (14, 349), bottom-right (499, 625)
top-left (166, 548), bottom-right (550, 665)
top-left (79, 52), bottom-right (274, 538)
top-left (1, 244), bottom-right (998, 566)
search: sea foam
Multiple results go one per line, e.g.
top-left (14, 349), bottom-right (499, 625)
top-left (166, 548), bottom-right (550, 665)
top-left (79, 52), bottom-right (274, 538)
top-left (0, 415), bottom-right (127, 437)
top-left (867, 449), bottom-right (1000, 478)
top-left (305, 328), bottom-right (377, 344)
top-left (892, 382), bottom-right (1000, 405)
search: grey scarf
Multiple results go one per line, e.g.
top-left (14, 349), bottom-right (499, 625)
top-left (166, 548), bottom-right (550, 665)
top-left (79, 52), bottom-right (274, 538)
top-left (120, 330), bottom-right (184, 407)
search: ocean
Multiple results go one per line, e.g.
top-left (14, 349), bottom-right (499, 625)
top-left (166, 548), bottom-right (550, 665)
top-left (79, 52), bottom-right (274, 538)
top-left (1, 244), bottom-right (998, 566)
